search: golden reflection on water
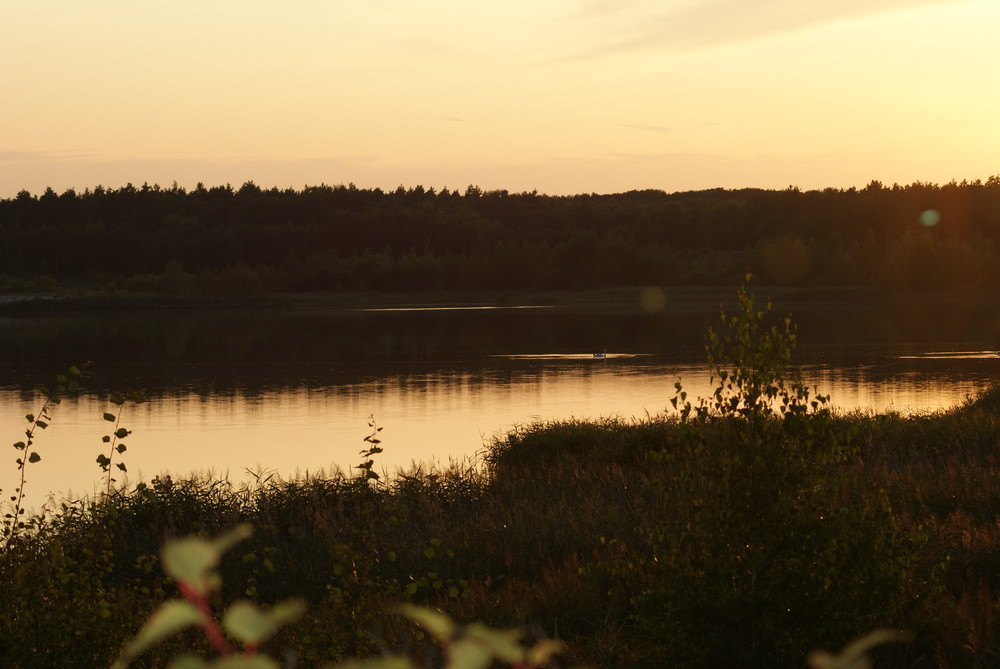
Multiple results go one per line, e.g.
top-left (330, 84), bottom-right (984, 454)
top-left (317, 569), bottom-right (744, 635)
top-left (1, 360), bottom-right (994, 511)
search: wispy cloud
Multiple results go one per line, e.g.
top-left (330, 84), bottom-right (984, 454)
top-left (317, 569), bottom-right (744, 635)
top-left (604, 150), bottom-right (732, 162)
top-left (0, 149), bottom-right (93, 163)
top-left (566, 0), bottom-right (960, 59)
top-left (574, 0), bottom-right (647, 18)
top-left (622, 123), bottom-right (672, 134)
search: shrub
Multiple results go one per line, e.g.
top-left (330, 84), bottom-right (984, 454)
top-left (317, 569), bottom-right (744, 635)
top-left (608, 277), bottom-right (924, 667)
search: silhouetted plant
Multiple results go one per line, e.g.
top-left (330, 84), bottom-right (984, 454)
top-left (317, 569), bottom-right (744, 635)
top-left (609, 277), bottom-right (923, 666)
top-left (97, 388), bottom-right (146, 496)
top-left (356, 415), bottom-right (384, 483)
top-left (2, 364), bottom-right (84, 551)
top-left (671, 273), bottom-right (830, 425)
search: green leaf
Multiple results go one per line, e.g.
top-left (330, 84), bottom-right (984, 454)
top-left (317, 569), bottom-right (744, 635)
top-left (465, 623), bottom-right (526, 664)
top-left (13, 441), bottom-right (25, 450)
top-left (103, 413), bottom-right (117, 422)
top-left (116, 443), bottom-right (127, 453)
top-left (162, 539), bottom-right (220, 593)
top-left (222, 599), bottom-right (306, 645)
top-left (164, 655), bottom-right (207, 669)
top-left (807, 629), bottom-right (910, 669)
top-left (115, 428), bottom-right (130, 439)
top-left (113, 599), bottom-right (201, 667)
top-left (117, 463), bottom-right (127, 472)
top-left (446, 639), bottom-right (493, 669)
top-left (396, 604), bottom-right (455, 642)
top-left (28, 452), bottom-right (40, 464)
top-left (36, 420), bottom-right (48, 429)
top-left (25, 414), bottom-right (34, 423)
top-left (161, 524), bottom-right (253, 594)
top-left (102, 435), bottom-right (111, 443)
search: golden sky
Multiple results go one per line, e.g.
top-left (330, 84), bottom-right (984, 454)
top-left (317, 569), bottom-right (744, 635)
top-left (3, 0), bottom-right (997, 196)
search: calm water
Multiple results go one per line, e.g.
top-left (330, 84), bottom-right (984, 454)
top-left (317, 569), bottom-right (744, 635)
top-left (2, 294), bottom-right (999, 509)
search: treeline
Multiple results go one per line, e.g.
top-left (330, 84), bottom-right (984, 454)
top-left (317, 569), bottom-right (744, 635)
top-left (3, 178), bottom-right (1000, 294)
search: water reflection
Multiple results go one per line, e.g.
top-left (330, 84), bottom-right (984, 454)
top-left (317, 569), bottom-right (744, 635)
top-left (899, 350), bottom-right (1000, 360)
top-left (1, 298), bottom-right (998, 510)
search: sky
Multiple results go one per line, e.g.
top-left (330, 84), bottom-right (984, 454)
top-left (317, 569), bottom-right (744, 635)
top-left (3, 0), bottom-right (998, 197)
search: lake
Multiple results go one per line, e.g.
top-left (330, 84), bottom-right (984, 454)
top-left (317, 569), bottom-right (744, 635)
top-left (2, 290), bottom-right (999, 510)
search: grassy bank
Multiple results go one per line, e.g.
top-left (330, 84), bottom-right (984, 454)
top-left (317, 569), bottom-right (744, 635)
top-left (2, 392), bottom-right (1000, 667)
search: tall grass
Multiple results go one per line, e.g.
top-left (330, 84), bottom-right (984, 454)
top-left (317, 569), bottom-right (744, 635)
top-left (1, 394), bottom-right (1000, 666)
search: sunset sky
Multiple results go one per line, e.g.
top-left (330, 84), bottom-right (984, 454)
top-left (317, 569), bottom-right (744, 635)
top-left (3, 0), bottom-right (998, 197)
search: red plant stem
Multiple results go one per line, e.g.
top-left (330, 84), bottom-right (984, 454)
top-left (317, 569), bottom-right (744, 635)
top-left (179, 582), bottom-right (233, 655)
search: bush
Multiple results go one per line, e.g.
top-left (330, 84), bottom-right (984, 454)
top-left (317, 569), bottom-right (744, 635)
top-left (607, 278), bottom-right (925, 667)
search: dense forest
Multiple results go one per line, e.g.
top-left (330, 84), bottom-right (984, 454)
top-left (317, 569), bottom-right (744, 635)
top-left (3, 177), bottom-right (1000, 295)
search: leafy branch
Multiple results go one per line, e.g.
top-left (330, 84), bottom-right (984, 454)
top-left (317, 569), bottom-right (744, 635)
top-left (2, 364), bottom-right (85, 552)
top-left (356, 414), bottom-right (384, 483)
top-left (113, 524), bottom-right (305, 669)
top-left (97, 389), bottom-right (146, 496)
top-left (114, 524), bottom-right (566, 669)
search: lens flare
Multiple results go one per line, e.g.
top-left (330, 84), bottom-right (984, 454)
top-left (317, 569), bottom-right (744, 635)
top-left (640, 286), bottom-right (667, 312)
top-left (920, 209), bottom-right (941, 227)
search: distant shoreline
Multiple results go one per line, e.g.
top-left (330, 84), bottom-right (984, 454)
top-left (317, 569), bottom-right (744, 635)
top-left (2, 284), bottom-right (997, 315)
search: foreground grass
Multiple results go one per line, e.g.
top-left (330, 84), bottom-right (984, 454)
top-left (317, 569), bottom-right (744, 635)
top-left (2, 388), bottom-right (1000, 667)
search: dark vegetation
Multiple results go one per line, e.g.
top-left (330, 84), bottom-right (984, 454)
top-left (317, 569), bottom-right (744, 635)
top-left (3, 284), bottom-right (1000, 667)
top-left (4, 177), bottom-right (1000, 297)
